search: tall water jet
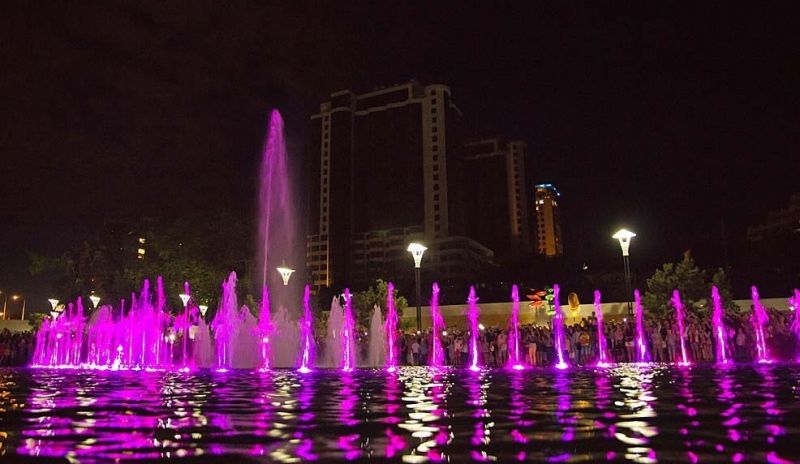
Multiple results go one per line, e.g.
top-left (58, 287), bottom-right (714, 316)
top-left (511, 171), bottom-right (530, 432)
top-left (180, 281), bottom-right (191, 369)
top-left (342, 289), bottom-right (356, 372)
top-left (507, 285), bottom-right (524, 370)
top-left (297, 285), bottom-right (315, 373)
top-left (466, 287), bottom-right (481, 371)
top-left (385, 282), bottom-right (399, 372)
top-left (257, 110), bottom-right (297, 292)
top-left (750, 286), bottom-right (771, 363)
top-left (258, 285), bottom-right (272, 370)
top-left (671, 290), bottom-right (690, 365)
top-left (710, 286), bottom-right (730, 364)
top-left (552, 284), bottom-right (568, 369)
top-left (212, 272), bottom-right (239, 370)
top-left (594, 290), bottom-right (610, 367)
top-left (323, 297), bottom-right (344, 367)
top-left (633, 290), bottom-right (649, 363)
top-left (429, 283), bottom-right (445, 368)
top-left (367, 305), bottom-right (386, 367)
top-left (791, 289), bottom-right (800, 362)
top-left (270, 306), bottom-right (299, 367)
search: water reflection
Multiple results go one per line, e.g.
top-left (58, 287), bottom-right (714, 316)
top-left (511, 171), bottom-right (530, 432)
top-left (0, 365), bottom-right (798, 462)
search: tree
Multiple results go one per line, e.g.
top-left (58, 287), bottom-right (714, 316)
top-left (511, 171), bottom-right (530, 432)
top-left (643, 251), bottom-right (738, 317)
top-left (351, 279), bottom-right (408, 329)
top-left (29, 209), bottom-right (252, 311)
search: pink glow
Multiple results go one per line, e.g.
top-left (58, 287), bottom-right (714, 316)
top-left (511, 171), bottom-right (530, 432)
top-left (507, 285), bottom-right (524, 370)
top-left (430, 282), bottom-right (446, 368)
top-left (552, 284), bottom-right (568, 369)
top-left (212, 272), bottom-right (238, 369)
top-left (593, 290), bottom-right (610, 366)
top-left (297, 285), bottom-right (315, 373)
top-left (633, 289), bottom-right (649, 363)
top-left (790, 289), bottom-right (800, 362)
top-left (342, 288), bottom-right (356, 372)
top-left (385, 282), bottom-right (398, 372)
top-left (671, 290), bottom-right (691, 365)
top-left (258, 284), bottom-right (272, 369)
top-left (257, 110), bottom-right (296, 293)
top-left (711, 286), bottom-right (730, 364)
top-left (467, 286), bottom-right (481, 371)
top-left (751, 286), bottom-right (772, 363)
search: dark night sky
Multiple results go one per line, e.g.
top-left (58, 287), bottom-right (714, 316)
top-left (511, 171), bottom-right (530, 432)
top-left (1, 2), bottom-right (798, 309)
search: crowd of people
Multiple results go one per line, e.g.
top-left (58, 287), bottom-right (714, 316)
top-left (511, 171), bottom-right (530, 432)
top-left (392, 306), bottom-right (798, 367)
top-left (0, 329), bottom-right (34, 366)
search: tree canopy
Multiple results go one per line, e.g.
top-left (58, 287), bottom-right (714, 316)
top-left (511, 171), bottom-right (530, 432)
top-left (643, 252), bottom-right (739, 317)
top-left (29, 210), bottom-right (252, 310)
top-left (351, 279), bottom-right (408, 329)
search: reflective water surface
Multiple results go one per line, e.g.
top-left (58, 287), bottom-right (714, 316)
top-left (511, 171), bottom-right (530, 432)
top-left (1, 365), bottom-right (798, 462)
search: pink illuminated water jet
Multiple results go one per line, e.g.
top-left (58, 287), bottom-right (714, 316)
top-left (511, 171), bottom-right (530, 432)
top-left (711, 286), bottom-right (730, 365)
top-left (507, 285), bottom-right (524, 370)
top-left (258, 285), bottom-right (272, 370)
top-left (385, 282), bottom-right (398, 372)
top-left (342, 289), bottom-right (356, 372)
top-left (552, 285), bottom-right (568, 369)
top-left (466, 287), bottom-right (481, 371)
top-left (297, 285), bottom-right (315, 373)
top-left (671, 290), bottom-right (690, 365)
top-left (751, 286), bottom-right (771, 363)
top-left (593, 290), bottom-right (610, 367)
top-left (791, 289), bottom-right (800, 362)
top-left (633, 290), bottom-right (649, 363)
top-left (257, 110), bottom-right (296, 292)
top-left (430, 283), bottom-right (445, 368)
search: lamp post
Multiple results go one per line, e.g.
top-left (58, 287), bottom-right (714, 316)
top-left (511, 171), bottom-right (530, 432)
top-left (89, 294), bottom-right (101, 309)
top-left (276, 266), bottom-right (295, 286)
top-left (407, 242), bottom-right (427, 332)
top-left (12, 295), bottom-right (26, 321)
top-left (612, 228), bottom-right (636, 316)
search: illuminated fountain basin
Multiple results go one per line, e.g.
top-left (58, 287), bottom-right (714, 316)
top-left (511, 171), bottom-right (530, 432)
top-left (2, 364), bottom-right (798, 462)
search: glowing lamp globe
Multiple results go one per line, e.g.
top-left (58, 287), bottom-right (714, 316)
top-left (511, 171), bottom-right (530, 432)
top-left (276, 266), bottom-right (295, 286)
top-left (612, 229), bottom-right (636, 256)
top-left (406, 242), bottom-right (427, 268)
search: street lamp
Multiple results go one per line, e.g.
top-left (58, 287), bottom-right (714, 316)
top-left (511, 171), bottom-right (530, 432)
top-left (179, 293), bottom-right (191, 308)
top-left (12, 295), bottom-right (26, 321)
top-left (407, 242), bottom-right (427, 332)
top-left (89, 294), bottom-right (101, 309)
top-left (198, 305), bottom-right (209, 317)
top-left (612, 228), bottom-right (636, 316)
top-left (276, 266), bottom-right (295, 286)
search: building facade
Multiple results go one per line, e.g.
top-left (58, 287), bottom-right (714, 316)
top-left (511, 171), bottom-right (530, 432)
top-left (534, 183), bottom-right (564, 257)
top-left (307, 81), bottom-right (493, 291)
top-left (463, 138), bottom-right (532, 262)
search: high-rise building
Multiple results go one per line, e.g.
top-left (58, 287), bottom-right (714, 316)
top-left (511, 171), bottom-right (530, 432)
top-left (306, 81), bottom-right (493, 290)
top-left (463, 138), bottom-right (532, 261)
top-left (534, 183), bottom-right (564, 257)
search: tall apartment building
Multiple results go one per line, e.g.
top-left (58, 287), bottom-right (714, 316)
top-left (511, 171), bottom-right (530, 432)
top-left (306, 81), bottom-right (493, 290)
top-left (463, 138), bottom-right (533, 261)
top-left (534, 183), bottom-right (564, 257)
